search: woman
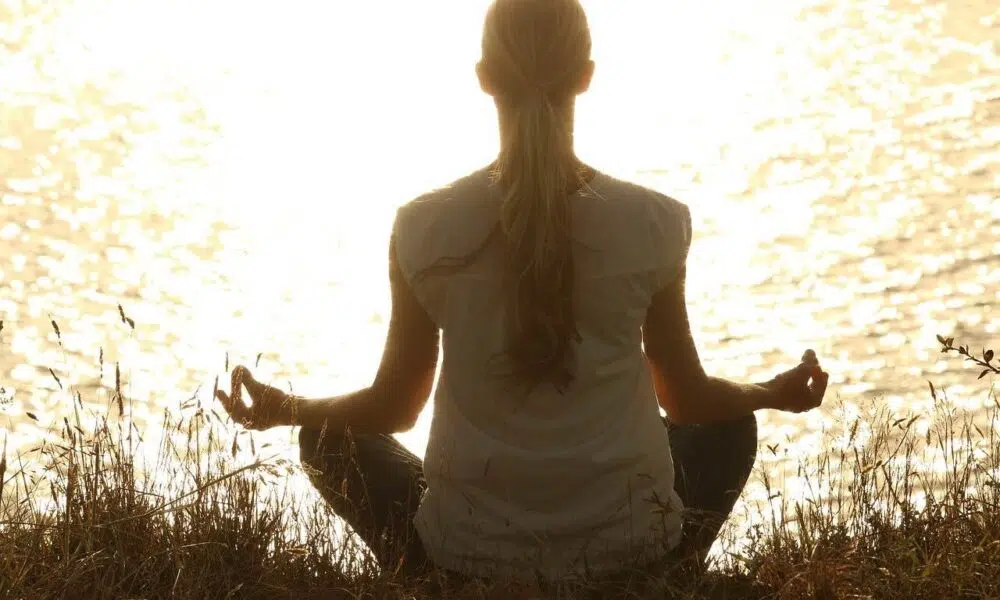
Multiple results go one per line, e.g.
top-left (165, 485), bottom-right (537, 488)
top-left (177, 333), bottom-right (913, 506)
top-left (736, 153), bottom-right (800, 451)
top-left (215, 0), bottom-right (829, 585)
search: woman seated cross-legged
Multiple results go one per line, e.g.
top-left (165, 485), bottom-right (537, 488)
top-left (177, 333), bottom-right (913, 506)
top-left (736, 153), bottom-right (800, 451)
top-left (215, 0), bottom-right (830, 588)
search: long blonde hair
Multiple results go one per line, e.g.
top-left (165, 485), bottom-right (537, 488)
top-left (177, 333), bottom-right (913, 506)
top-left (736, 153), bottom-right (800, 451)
top-left (481, 0), bottom-right (593, 392)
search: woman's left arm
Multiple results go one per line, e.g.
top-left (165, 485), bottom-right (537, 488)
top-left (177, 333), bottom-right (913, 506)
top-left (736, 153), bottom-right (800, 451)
top-left (216, 235), bottom-right (440, 433)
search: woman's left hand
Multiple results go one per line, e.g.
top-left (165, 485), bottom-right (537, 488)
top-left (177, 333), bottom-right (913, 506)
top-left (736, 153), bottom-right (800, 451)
top-left (762, 350), bottom-right (829, 414)
top-left (215, 366), bottom-right (296, 430)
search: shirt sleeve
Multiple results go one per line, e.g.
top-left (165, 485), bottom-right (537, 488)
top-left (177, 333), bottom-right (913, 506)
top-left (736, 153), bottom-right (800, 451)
top-left (391, 202), bottom-right (446, 327)
top-left (648, 198), bottom-right (693, 294)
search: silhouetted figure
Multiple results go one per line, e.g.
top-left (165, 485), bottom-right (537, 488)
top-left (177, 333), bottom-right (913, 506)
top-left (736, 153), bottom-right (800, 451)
top-left (216, 0), bottom-right (829, 587)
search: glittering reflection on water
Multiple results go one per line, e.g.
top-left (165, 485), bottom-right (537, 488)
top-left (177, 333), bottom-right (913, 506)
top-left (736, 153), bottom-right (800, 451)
top-left (1, 0), bottom-right (999, 533)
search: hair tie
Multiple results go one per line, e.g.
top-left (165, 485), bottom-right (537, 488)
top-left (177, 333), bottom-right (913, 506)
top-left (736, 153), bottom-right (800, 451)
top-left (516, 83), bottom-right (550, 104)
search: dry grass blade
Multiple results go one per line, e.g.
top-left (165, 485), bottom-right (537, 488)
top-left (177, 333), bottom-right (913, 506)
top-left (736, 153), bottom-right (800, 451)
top-left (0, 433), bottom-right (7, 498)
top-left (115, 362), bottom-right (124, 416)
top-left (50, 318), bottom-right (61, 344)
top-left (48, 367), bottom-right (62, 390)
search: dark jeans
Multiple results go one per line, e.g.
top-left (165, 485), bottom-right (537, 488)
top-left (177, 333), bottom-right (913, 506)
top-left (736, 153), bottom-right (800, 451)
top-left (298, 414), bottom-right (757, 581)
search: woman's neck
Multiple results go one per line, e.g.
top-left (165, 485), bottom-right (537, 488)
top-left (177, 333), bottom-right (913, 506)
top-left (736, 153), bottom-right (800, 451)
top-left (494, 99), bottom-right (577, 155)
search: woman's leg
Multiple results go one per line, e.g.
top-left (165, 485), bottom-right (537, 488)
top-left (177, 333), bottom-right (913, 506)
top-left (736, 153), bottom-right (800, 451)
top-left (298, 426), bottom-right (430, 575)
top-left (664, 414), bottom-right (758, 570)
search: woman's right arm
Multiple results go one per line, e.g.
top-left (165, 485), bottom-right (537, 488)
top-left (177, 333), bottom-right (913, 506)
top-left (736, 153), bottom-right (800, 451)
top-left (642, 265), bottom-right (827, 424)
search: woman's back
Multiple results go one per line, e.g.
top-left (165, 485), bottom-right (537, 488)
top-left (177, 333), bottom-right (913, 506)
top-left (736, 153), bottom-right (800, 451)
top-left (213, 0), bottom-right (828, 586)
top-left (393, 167), bottom-right (693, 578)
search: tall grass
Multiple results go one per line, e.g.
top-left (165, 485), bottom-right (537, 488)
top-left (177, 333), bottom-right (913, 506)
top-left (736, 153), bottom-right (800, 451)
top-left (1, 339), bottom-right (997, 599)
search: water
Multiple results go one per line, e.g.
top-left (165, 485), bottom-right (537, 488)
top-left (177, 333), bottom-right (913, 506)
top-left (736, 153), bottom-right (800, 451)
top-left (1, 0), bottom-right (998, 486)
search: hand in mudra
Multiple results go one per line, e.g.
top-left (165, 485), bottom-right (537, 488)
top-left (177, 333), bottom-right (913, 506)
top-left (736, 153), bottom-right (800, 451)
top-left (764, 349), bottom-right (830, 413)
top-left (215, 366), bottom-right (295, 430)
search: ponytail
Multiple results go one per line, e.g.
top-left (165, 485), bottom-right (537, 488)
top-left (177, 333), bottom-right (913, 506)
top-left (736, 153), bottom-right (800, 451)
top-left (492, 92), bottom-right (582, 392)
top-left (410, 0), bottom-right (593, 393)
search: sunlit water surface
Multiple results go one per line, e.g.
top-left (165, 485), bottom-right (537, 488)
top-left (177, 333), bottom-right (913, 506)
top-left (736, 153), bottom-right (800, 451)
top-left (1, 0), bottom-right (999, 536)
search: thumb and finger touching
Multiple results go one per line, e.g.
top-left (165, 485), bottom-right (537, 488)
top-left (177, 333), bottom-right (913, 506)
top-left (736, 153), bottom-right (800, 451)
top-left (810, 369), bottom-right (830, 403)
top-left (777, 349), bottom-right (830, 411)
top-left (800, 348), bottom-right (830, 407)
top-left (215, 366), bottom-right (255, 425)
top-left (215, 366), bottom-right (287, 428)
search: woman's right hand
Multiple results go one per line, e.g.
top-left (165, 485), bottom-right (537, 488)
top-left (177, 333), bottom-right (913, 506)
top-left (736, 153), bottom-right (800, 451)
top-left (763, 350), bottom-right (830, 413)
top-left (215, 366), bottom-right (296, 430)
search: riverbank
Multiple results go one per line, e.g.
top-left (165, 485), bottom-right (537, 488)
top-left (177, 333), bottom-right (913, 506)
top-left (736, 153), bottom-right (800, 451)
top-left (1, 364), bottom-right (998, 599)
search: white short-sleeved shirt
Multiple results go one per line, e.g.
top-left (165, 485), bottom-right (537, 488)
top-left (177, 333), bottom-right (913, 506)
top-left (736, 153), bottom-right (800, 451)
top-left (392, 167), bottom-right (692, 580)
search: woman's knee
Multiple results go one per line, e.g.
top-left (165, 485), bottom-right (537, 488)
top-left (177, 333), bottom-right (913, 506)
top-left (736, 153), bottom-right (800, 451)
top-left (728, 413), bottom-right (758, 475)
top-left (298, 427), bottom-right (318, 466)
top-left (731, 413), bottom-right (758, 453)
top-left (705, 414), bottom-right (758, 472)
top-left (735, 412), bottom-right (757, 440)
top-left (298, 425), bottom-right (350, 469)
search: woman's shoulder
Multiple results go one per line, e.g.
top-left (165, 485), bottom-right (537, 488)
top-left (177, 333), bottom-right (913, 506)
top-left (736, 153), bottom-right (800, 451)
top-left (398, 168), bottom-right (495, 216)
top-left (392, 168), bottom-right (498, 264)
top-left (588, 171), bottom-right (690, 221)
top-left (580, 174), bottom-right (691, 272)
top-left (578, 171), bottom-right (692, 251)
